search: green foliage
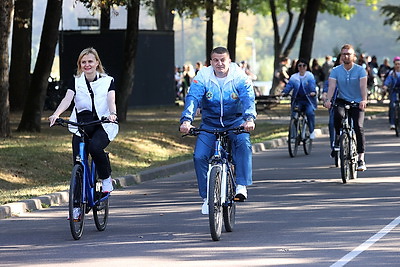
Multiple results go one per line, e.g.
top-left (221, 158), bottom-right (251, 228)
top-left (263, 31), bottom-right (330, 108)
top-left (381, 4), bottom-right (400, 40)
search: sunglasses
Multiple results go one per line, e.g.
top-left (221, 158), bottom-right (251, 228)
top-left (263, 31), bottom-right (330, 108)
top-left (298, 64), bottom-right (307, 67)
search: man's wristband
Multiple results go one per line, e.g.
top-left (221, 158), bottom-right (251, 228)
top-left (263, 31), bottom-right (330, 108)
top-left (110, 112), bottom-right (117, 116)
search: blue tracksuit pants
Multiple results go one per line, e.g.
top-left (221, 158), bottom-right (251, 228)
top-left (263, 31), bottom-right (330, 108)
top-left (193, 125), bottom-right (253, 199)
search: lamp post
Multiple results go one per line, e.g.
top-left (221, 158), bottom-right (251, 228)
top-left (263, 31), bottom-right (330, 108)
top-left (245, 36), bottom-right (256, 73)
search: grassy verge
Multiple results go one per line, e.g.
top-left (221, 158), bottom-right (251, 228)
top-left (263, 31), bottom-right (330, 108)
top-left (0, 103), bottom-right (386, 205)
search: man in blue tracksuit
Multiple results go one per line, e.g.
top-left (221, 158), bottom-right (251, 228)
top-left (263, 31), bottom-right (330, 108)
top-left (179, 47), bottom-right (257, 215)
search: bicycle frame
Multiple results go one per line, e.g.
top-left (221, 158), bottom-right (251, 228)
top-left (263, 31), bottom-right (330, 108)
top-left (76, 137), bottom-right (109, 209)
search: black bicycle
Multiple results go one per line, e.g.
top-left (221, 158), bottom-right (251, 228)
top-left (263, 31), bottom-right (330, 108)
top-left (288, 105), bottom-right (312, 157)
top-left (55, 117), bottom-right (116, 240)
top-left (334, 102), bottom-right (359, 183)
top-left (184, 127), bottom-right (248, 241)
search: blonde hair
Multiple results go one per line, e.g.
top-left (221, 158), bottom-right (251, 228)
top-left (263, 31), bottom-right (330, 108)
top-left (75, 47), bottom-right (106, 76)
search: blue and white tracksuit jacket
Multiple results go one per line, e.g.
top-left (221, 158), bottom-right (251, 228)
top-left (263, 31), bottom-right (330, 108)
top-left (180, 63), bottom-right (257, 199)
top-left (282, 71), bottom-right (317, 133)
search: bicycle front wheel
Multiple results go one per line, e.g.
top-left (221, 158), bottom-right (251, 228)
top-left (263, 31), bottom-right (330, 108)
top-left (288, 118), bottom-right (299, 158)
top-left (339, 134), bottom-right (351, 183)
top-left (69, 164), bottom-right (86, 240)
top-left (93, 180), bottom-right (109, 231)
top-left (350, 133), bottom-right (358, 180)
top-left (208, 165), bottom-right (223, 241)
top-left (223, 164), bottom-right (236, 232)
top-left (302, 120), bottom-right (313, 155)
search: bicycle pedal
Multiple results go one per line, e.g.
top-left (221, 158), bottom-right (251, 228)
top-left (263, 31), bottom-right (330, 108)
top-left (234, 194), bottom-right (246, 202)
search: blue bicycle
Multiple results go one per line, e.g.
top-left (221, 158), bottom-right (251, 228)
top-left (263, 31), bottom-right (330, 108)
top-left (184, 127), bottom-right (248, 241)
top-left (56, 117), bottom-right (115, 240)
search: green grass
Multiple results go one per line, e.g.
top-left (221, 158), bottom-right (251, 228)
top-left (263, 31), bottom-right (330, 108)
top-left (0, 103), bottom-right (386, 205)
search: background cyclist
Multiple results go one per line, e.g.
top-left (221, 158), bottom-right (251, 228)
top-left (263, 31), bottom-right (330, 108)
top-left (382, 56), bottom-right (400, 130)
top-left (321, 54), bottom-right (342, 157)
top-left (281, 58), bottom-right (318, 139)
top-left (323, 43), bottom-right (368, 171)
top-left (179, 46), bottom-right (256, 214)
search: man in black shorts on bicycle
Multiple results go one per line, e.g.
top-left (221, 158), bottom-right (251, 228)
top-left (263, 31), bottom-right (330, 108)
top-left (323, 44), bottom-right (368, 171)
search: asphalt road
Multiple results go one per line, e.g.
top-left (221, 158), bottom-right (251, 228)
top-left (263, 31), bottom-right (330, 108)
top-left (1, 115), bottom-right (400, 266)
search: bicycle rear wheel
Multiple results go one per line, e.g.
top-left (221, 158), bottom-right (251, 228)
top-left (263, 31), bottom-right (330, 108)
top-left (223, 164), bottom-right (236, 232)
top-left (339, 134), bottom-right (351, 183)
top-left (69, 164), bottom-right (86, 240)
top-left (93, 180), bottom-right (109, 231)
top-left (302, 120), bottom-right (312, 155)
top-left (208, 165), bottom-right (223, 241)
top-left (288, 118), bottom-right (299, 158)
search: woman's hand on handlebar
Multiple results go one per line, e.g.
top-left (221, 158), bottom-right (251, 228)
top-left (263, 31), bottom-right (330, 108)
top-left (108, 114), bottom-right (118, 122)
top-left (48, 114), bottom-right (59, 127)
top-left (180, 121), bottom-right (194, 134)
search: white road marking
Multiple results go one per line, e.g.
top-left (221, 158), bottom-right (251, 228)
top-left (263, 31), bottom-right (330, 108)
top-left (331, 215), bottom-right (400, 267)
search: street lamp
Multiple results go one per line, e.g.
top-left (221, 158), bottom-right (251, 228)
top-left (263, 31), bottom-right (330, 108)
top-left (245, 36), bottom-right (257, 73)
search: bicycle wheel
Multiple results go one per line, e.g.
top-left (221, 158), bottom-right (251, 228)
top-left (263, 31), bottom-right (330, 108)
top-left (93, 180), bottom-right (109, 231)
top-left (288, 118), bottom-right (299, 157)
top-left (302, 119), bottom-right (313, 155)
top-left (223, 164), bottom-right (236, 232)
top-left (208, 165), bottom-right (223, 241)
top-left (395, 104), bottom-right (400, 137)
top-left (69, 164), bottom-right (86, 240)
top-left (339, 134), bottom-right (351, 183)
top-left (350, 133), bottom-right (358, 179)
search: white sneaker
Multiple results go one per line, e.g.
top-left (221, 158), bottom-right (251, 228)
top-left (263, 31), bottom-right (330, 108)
top-left (102, 177), bottom-right (114, 193)
top-left (390, 125), bottom-right (395, 130)
top-left (67, 207), bottom-right (81, 221)
top-left (234, 185), bottom-right (247, 201)
top-left (201, 198), bottom-right (208, 215)
top-left (310, 131), bottom-right (316, 139)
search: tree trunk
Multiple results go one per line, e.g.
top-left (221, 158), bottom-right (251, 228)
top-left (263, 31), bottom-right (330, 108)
top-left (269, 0), bottom-right (305, 95)
top-left (0, 0), bottom-right (13, 137)
top-left (227, 0), bottom-right (239, 62)
top-left (298, 0), bottom-right (321, 63)
top-left (100, 4), bottom-right (110, 31)
top-left (116, 0), bottom-right (139, 122)
top-left (17, 0), bottom-right (62, 132)
top-left (154, 0), bottom-right (174, 31)
top-left (9, 0), bottom-right (32, 111)
top-left (205, 0), bottom-right (214, 65)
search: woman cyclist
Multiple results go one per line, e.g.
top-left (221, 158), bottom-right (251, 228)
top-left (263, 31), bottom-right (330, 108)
top-left (281, 58), bottom-right (318, 139)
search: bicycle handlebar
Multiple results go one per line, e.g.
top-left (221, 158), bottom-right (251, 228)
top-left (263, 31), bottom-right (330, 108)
top-left (182, 126), bottom-right (249, 137)
top-left (55, 117), bottom-right (118, 128)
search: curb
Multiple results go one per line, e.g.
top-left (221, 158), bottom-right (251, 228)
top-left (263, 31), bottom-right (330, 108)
top-left (0, 127), bottom-right (332, 219)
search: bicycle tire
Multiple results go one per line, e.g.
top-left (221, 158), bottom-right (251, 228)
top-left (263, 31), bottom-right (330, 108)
top-left (223, 164), bottom-right (236, 232)
top-left (69, 164), bottom-right (86, 240)
top-left (93, 180), bottom-right (109, 231)
top-left (350, 133), bottom-right (358, 179)
top-left (395, 104), bottom-right (400, 137)
top-left (339, 134), bottom-right (351, 183)
top-left (208, 165), bottom-right (223, 241)
top-left (288, 118), bottom-right (299, 158)
top-left (302, 120), bottom-right (312, 155)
